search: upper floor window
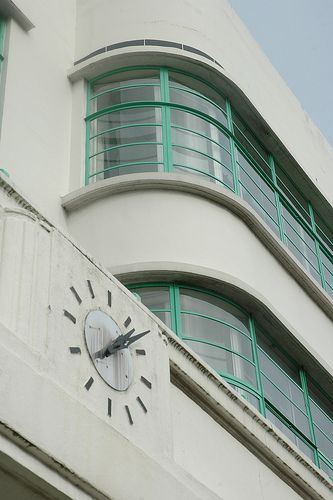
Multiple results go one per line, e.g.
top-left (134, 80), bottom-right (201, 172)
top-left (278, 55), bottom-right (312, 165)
top-left (129, 282), bottom-right (333, 479)
top-left (85, 67), bottom-right (333, 301)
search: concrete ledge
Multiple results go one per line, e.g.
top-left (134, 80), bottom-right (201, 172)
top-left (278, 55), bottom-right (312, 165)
top-left (0, 1), bottom-right (34, 31)
top-left (61, 173), bottom-right (333, 323)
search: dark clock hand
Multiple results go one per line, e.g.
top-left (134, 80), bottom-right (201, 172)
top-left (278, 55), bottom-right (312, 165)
top-left (106, 329), bottom-right (150, 355)
top-left (125, 330), bottom-right (150, 347)
top-left (94, 329), bottom-right (150, 359)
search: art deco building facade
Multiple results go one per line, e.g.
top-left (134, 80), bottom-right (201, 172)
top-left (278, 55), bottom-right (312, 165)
top-left (0, 1), bottom-right (333, 499)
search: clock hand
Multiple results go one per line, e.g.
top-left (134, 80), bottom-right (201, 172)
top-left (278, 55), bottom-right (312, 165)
top-left (106, 330), bottom-right (150, 355)
top-left (125, 329), bottom-right (150, 347)
top-left (104, 328), bottom-right (135, 355)
top-left (95, 329), bottom-right (151, 358)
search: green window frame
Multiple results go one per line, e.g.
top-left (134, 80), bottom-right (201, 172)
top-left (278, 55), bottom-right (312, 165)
top-left (129, 282), bottom-right (333, 479)
top-left (85, 66), bottom-right (333, 300)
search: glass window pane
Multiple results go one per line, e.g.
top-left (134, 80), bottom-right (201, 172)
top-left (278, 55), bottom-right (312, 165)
top-left (233, 112), bottom-right (271, 178)
top-left (265, 408), bottom-right (314, 461)
top-left (91, 125), bottom-right (162, 155)
top-left (262, 376), bottom-right (310, 437)
top-left (171, 127), bottom-right (232, 168)
top-left (171, 109), bottom-right (230, 151)
top-left (129, 287), bottom-right (170, 310)
top-left (281, 205), bottom-right (321, 282)
top-left (92, 85), bottom-right (160, 112)
top-left (258, 344), bottom-right (304, 405)
top-left (314, 425), bottom-right (333, 462)
top-left (172, 145), bottom-right (233, 187)
top-left (153, 311), bottom-right (171, 328)
top-left (236, 150), bottom-right (279, 235)
top-left (315, 211), bottom-right (333, 252)
top-left (319, 457), bottom-right (333, 478)
top-left (169, 87), bottom-right (227, 127)
top-left (179, 288), bottom-right (250, 335)
top-left (275, 163), bottom-right (311, 224)
top-left (320, 250), bottom-right (333, 299)
top-left (91, 107), bottom-right (162, 136)
top-left (309, 391), bottom-right (333, 463)
top-left (91, 70), bottom-right (160, 95)
top-left (184, 339), bottom-right (257, 387)
top-left (228, 384), bottom-right (261, 411)
top-left (92, 162), bottom-right (164, 180)
top-left (181, 313), bottom-right (253, 361)
top-left (90, 144), bottom-right (163, 179)
top-left (168, 72), bottom-right (226, 111)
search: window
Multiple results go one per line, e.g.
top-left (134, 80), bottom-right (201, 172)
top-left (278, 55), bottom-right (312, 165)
top-left (86, 67), bottom-right (333, 300)
top-left (130, 282), bottom-right (333, 478)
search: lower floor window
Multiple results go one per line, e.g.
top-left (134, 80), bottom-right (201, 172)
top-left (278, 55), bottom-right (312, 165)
top-left (129, 282), bottom-right (333, 479)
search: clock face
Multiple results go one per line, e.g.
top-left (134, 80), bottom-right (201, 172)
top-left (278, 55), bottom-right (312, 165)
top-left (84, 310), bottom-right (133, 391)
top-left (63, 281), bottom-right (152, 425)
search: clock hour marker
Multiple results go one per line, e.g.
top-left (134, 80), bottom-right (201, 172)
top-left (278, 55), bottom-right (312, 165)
top-left (125, 405), bottom-right (133, 425)
top-left (87, 280), bottom-right (95, 299)
top-left (140, 376), bottom-right (152, 389)
top-left (124, 316), bottom-right (132, 328)
top-left (107, 290), bottom-right (112, 307)
top-left (108, 398), bottom-right (112, 417)
top-left (70, 286), bottom-right (82, 305)
top-left (136, 396), bottom-right (148, 413)
top-left (64, 310), bottom-right (76, 324)
top-left (84, 377), bottom-right (94, 391)
top-left (69, 347), bottom-right (81, 354)
top-left (136, 349), bottom-right (146, 356)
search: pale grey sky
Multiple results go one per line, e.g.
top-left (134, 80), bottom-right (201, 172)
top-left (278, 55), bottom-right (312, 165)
top-left (229, 0), bottom-right (333, 147)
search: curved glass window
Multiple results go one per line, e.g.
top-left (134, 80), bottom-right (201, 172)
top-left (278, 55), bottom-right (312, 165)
top-left (86, 67), bottom-right (333, 301)
top-left (129, 282), bottom-right (333, 479)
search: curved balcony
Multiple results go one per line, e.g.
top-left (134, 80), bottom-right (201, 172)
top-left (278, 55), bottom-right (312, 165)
top-left (83, 66), bottom-right (333, 301)
top-left (129, 282), bottom-right (333, 479)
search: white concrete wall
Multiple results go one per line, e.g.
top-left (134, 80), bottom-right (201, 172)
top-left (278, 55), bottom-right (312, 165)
top-left (0, 0), bottom-right (76, 227)
top-left (171, 385), bottom-right (302, 500)
top-left (74, 0), bottom-right (333, 205)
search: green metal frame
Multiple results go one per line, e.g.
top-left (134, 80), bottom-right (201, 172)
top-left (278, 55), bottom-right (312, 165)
top-left (129, 282), bottom-right (333, 479)
top-left (85, 66), bottom-right (333, 300)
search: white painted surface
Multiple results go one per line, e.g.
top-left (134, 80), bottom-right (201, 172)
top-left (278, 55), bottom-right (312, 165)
top-left (171, 384), bottom-right (302, 500)
top-left (0, 0), bottom-right (76, 227)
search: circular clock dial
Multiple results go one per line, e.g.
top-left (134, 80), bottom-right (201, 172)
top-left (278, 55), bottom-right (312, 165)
top-left (84, 310), bottom-right (133, 391)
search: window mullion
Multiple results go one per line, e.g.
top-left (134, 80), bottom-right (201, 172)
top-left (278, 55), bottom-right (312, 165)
top-left (170, 284), bottom-right (182, 337)
top-left (85, 80), bottom-right (92, 185)
top-left (269, 154), bottom-right (285, 243)
top-left (299, 368), bottom-right (320, 467)
top-left (308, 202), bottom-right (327, 290)
top-left (226, 99), bottom-right (240, 196)
top-left (160, 68), bottom-right (172, 173)
top-left (249, 316), bottom-right (266, 416)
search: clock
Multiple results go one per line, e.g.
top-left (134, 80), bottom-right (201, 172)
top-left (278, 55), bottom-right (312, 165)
top-left (84, 309), bottom-right (149, 391)
top-left (63, 280), bottom-right (152, 425)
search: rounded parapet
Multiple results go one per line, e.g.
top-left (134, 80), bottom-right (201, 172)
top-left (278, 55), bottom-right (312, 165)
top-left (63, 172), bottom-right (333, 378)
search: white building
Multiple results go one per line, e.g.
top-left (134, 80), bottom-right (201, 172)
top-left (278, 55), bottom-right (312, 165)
top-left (0, 1), bottom-right (333, 499)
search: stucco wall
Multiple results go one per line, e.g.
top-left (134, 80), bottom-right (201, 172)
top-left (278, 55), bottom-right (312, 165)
top-left (0, 0), bottom-right (76, 227)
